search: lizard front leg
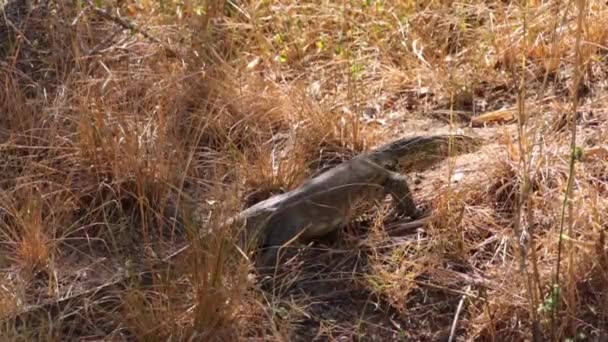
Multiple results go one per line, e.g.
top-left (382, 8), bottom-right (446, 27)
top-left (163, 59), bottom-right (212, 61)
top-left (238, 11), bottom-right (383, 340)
top-left (383, 172), bottom-right (423, 219)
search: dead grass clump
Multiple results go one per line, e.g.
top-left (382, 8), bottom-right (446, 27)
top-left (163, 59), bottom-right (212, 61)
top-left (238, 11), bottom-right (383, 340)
top-left (184, 71), bottom-right (290, 153)
top-left (0, 191), bottom-right (51, 273)
top-left (296, 107), bottom-right (380, 170)
top-left (487, 159), bottom-right (525, 215)
top-left (235, 82), bottom-right (383, 203)
top-left (0, 1), bottom-right (268, 339)
top-left (365, 241), bottom-right (435, 314)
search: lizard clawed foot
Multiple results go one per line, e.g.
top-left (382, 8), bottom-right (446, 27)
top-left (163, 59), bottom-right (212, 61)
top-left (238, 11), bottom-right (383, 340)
top-left (411, 206), bottom-right (431, 219)
top-left (255, 247), bottom-right (279, 272)
top-left (393, 205), bottom-right (430, 220)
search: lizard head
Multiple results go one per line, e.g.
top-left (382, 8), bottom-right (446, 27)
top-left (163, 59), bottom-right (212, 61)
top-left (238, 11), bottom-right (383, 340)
top-left (370, 134), bottom-right (484, 172)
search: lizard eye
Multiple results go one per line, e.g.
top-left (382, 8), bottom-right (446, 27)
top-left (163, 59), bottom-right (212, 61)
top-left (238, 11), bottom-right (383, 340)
top-left (385, 161), bottom-right (398, 171)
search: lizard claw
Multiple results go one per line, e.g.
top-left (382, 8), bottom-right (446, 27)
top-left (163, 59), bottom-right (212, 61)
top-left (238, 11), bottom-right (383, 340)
top-left (412, 205), bottom-right (432, 219)
top-left (411, 203), bottom-right (432, 217)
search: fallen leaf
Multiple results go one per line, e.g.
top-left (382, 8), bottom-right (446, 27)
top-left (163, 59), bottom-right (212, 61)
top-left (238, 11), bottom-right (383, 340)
top-left (471, 108), bottom-right (516, 126)
top-left (583, 145), bottom-right (608, 161)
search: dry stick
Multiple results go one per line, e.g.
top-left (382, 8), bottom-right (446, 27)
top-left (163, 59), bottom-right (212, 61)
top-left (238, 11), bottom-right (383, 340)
top-left (385, 216), bottom-right (430, 236)
top-left (528, 0), bottom-right (574, 316)
top-left (514, 92), bottom-right (538, 341)
top-left (87, 27), bottom-right (124, 55)
top-left (5, 212), bottom-right (221, 325)
top-left (552, 0), bottom-right (586, 340)
top-left (448, 285), bottom-right (470, 342)
top-left (6, 269), bottom-right (152, 326)
top-left (527, 0), bottom-right (572, 314)
top-left (480, 286), bottom-right (496, 342)
top-left (512, 2), bottom-right (541, 339)
top-left (6, 226), bottom-right (213, 326)
top-left (82, 0), bottom-right (178, 57)
top-left (597, 231), bottom-right (608, 336)
top-left (6, 225), bottom-right (211, 326)
top-left (3, 215), bottom-right (431, 326)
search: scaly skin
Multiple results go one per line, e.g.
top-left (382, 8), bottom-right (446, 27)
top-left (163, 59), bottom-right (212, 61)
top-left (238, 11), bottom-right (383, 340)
top-left (231, 134), bottom-right (484, 269)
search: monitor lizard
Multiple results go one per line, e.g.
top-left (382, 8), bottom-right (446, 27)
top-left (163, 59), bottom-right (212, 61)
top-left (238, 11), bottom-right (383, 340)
top-left (227, 134), bottom-right (484, 269)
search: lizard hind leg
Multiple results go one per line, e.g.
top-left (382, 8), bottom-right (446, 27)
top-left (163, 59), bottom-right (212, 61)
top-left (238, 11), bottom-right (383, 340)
top-left (384, 172), bottom-right (423, 219)
top-left (256, 246), bottom-right (281, 273)
top-left (255, 240), bottom-right (297, 274)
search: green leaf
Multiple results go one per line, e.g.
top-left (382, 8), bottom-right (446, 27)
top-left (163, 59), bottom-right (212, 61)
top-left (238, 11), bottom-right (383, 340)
top-left (279, 52), bottom-right (288, 63)
top-left (316, 39), bottom-right (325, 51)
top-left (538, 284), bottom-right (561, 313)
top-left (573, 146), bottom-right (584, 161)
top-left (274, 33), bottom-right (284, 45)
top-left (350, 62), bottom-right (364, 79)
top-left (194, 6), bottom-right (205, 16)
top-left (274, 306), bottom-right (289, 320)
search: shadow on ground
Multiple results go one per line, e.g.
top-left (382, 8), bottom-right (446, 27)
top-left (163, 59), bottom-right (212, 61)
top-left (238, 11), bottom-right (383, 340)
top-left (257, 218), bottom-right (463, 342)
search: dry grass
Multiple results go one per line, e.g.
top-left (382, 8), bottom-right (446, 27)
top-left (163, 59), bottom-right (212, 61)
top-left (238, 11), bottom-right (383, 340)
top-left (1, 0), bottom-right (608, 340)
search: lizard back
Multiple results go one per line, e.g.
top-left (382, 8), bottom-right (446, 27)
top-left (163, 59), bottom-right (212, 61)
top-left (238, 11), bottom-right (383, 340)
top-left (365, 134), bottom-right (483, 172)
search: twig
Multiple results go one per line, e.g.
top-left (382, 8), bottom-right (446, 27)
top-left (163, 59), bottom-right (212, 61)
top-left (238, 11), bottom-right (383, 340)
top-left (82, 0), bottom-right (178, 57)
top-left (512, 2), bottom-right (542, 339)
top-left (5, 271), bottom-right (141, 327)
top-left (448, 285), bottom-right (470, 342)
top-left (87, 27), bottom-right (124, 56)
top-left (385, 216), bottom-right (431, 236)
top-left (3, 240), bottom-right (196, 326)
